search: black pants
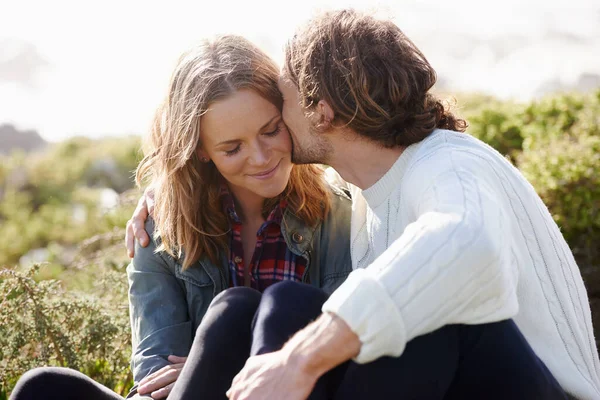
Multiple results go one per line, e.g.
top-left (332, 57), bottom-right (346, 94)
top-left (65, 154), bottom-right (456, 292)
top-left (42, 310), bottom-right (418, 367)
top-left (169, 281), bottom-right (565, 400)
top-left (10, 281), bottom-right (566, 400)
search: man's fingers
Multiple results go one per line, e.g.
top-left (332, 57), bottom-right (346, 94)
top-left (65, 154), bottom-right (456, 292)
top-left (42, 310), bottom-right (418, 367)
top-left (132, 217), bottom-right (150, 247)
top-left (231, 371), bottom-right (241, 388)
top-left (126, 220), bottom-right (135, 258)
top-left (147, 197), bottom-right (155, 217)
top-left (131, 195), bottom-right (150, 247)
top-left (135, 194), bottom-right (149, 218)
top-left (144, 186), bottom-right (156, 217)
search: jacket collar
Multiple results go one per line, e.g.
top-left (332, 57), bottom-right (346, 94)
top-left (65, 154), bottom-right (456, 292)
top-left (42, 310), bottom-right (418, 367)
top-left (281, 208), bottom-right (320, 256)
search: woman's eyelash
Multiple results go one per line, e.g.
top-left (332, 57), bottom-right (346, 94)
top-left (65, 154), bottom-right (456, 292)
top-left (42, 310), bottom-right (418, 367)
top-left (224, 125), bottom-right (281, 156)
top-left (264, 125), bottom-right (281, 137)
top-left (224, 145), bottom-right (241, 156)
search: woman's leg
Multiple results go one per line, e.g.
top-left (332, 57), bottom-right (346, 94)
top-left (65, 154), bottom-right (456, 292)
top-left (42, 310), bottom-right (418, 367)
top-left (10, 367), bottom-right (124, 400)
top-left (250, 281), bottom-right (336, 400)
top-left (333, 320), bottom-right (566, 400)
top-left (250, 281), bottom-right (329, 356)
top-left (168, 287), bottom-right (262, 400)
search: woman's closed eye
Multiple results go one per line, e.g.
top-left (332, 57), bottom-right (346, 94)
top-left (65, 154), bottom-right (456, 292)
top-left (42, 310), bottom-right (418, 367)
top-left (224, 144), bottom-right (241, 156)
top-left (223, 124), bottom-right (282, 156)
top-left (263, 125), bottom-right (281, 137)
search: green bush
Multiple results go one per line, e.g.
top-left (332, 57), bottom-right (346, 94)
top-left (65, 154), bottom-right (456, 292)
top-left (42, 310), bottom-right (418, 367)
top-left (0, 264), bottom-right (133, 398)
top-left (519, 133), bottom-right (600, 266)
top-left (457, 94), bottom-right (525, 163)
top-left (521, 92), bottom-right (598, 149)
top-left (0, 136), bottom-right (141, 267)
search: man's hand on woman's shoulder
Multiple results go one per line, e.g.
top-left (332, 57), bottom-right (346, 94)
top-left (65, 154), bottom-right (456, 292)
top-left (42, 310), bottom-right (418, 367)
top-left (126, 187), bottom-right (155, 258)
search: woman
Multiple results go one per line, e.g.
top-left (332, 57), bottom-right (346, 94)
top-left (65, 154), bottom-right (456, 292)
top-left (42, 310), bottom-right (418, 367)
top-left (10, 35), bottom-right (353, 400)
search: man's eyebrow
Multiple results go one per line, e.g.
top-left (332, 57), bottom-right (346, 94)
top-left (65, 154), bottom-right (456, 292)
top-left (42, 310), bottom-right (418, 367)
top-left (215, 115), bottom-right (280, 147)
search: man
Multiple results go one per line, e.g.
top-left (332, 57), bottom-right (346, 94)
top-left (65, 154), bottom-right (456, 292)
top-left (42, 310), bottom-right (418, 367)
top-left (224, 9), bottom-right (600, 400)
top-left (129, 10), bottom-right (599, 399)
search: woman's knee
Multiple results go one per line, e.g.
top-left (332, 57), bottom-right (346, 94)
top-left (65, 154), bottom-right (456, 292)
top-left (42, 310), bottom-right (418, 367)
top-left (261, 281), bottom-right (328, 311)
top-left (196, 287), bottom-right (262, 338)
top-left (208, 287), bottom-right (261, 315)
top-left (254, 281), bottom-right (328, 332)
top-left (11, 367), bottom-right (69, 398)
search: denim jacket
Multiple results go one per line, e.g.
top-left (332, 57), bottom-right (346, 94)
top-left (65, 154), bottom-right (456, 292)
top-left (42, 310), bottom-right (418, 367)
top-left (126, 184), bottom-right (353, 386)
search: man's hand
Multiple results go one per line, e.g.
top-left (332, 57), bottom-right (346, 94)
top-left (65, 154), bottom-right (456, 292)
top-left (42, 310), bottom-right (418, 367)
top-left (227, 313), bottom-right (360, 399)
top-left (137, 355), bottom-right (186, 399)
top-left (226, 351), bottom-right (318, 400)
top-left (126, 187), bottom-right (155, 258)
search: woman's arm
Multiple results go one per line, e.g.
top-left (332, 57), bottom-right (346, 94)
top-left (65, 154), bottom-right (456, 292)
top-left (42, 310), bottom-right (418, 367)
top-left (127, 218), bottom-right (192, 396)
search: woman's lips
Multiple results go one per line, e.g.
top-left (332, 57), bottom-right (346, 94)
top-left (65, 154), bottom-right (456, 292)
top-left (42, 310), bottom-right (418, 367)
top-left (249, 160), bottom-right (281, 180)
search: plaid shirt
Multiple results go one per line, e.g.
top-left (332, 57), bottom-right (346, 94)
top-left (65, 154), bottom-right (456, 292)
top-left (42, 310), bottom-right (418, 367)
top-left (220, 185), bottom-right (307, 292)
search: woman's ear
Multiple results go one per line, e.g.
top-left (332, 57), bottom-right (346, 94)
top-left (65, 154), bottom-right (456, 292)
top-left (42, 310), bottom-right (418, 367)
top-left (196, 148), bottom-right (210, 163)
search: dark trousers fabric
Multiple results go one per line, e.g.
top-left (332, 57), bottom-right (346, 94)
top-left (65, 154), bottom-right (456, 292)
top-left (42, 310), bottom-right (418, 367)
top-left (170, 281), bottom-right (566, 400)
top-left (10, 281), bottom-right (566, 400)
top-left (9, 367), bottom-right (126, 400)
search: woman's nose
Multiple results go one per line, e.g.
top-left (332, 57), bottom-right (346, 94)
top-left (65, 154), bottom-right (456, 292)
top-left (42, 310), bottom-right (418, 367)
top-left (248, 142), bottom-right (270, 166)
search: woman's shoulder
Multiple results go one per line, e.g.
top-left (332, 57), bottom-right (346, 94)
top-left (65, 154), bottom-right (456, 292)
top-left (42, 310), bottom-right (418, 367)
top-left (323, 166), bottom-right (352, 201)
top-left (129, 216), bottom-right (176, 274)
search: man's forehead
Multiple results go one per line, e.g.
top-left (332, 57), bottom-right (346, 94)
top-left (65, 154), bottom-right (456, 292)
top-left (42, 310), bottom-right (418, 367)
top-left (278, 73), bottom-right (287, 86)
top-left (278, 74), bottom-right (295, 92)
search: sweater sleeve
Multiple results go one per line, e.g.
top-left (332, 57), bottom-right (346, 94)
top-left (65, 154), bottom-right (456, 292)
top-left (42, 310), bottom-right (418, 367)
top-left (322, 150), bottom-right (519, 363)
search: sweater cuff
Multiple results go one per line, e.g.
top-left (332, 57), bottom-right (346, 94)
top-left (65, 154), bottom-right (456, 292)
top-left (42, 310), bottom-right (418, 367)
top-left (322, 268), bottom-right (406, 364)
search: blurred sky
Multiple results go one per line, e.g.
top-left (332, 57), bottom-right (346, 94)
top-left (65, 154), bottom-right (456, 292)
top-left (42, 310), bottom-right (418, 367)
top-left (1, 0), bottom-right (599, 142)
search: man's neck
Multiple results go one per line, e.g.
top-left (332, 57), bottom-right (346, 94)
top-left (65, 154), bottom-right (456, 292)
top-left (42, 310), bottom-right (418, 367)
top-left (327, 135), bottom-right (405, 190)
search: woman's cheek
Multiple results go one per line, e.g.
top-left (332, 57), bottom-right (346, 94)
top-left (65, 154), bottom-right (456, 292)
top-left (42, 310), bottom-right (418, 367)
top-left (279, 129), bottom-right (293, 152)
top-left (217, 154), bottom-right (246, 178)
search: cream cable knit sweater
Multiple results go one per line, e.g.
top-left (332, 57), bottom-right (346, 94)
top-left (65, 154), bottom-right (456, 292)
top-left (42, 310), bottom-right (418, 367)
top-left (322, 129), bottom-right (600, 399)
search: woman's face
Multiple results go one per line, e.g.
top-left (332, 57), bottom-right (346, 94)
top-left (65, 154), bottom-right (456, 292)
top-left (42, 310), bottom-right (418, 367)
top-left (198, 89), bottom-right (293, 203)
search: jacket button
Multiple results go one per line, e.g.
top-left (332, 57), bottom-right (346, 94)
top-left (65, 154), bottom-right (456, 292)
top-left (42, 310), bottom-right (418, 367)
top-left (234, 256), bottom-right (242, 264)
top-left (291, 232), bottom-right (304, 243)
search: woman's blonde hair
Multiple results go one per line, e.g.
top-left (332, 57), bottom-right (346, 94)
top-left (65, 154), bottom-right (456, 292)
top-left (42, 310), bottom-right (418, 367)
top-left (136, 35), bottom-right (330, 270)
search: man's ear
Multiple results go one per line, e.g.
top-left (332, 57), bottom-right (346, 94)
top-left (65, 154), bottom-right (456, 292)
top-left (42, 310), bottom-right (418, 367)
top-left (315, 99), bottom-right (335, 130)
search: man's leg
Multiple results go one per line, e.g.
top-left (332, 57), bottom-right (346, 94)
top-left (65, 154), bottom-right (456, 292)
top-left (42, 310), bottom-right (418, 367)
top-left (444, 320), bottom-right (566, 400)
top-left (250, 282), bottom-right (565, 400)
top-left (333, 320), bottom-right (566, 400)
top-left (168, 287), bottom-right (262, 400)
top-left (9, 367), bottom-right (124, 400)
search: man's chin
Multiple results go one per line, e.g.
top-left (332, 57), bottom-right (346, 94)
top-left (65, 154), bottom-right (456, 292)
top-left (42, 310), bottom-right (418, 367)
top-left (292, 155), bottom-right (324, 165)
top-left (291, 150), bottom-right (320, 165)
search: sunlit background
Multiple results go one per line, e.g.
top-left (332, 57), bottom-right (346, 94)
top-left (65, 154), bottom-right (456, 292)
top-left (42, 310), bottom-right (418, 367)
top-left (1, 2), bottom-right (599, 396)
top-left (1, 0), bottom-right (599, 142)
